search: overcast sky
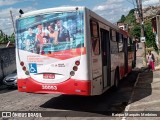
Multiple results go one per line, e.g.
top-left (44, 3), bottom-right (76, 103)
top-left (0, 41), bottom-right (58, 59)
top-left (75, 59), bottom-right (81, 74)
top-left (0, 0), bottom-right (159, 35)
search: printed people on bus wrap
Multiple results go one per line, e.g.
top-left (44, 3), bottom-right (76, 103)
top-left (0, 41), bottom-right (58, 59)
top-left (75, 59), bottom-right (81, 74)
top-left (35, 25), bottom-right (46, 44)
top-left (26, 28), bottom-right (36, 52)
top-left (42, 25), bottom-right (49, 36)
top-left (147, 51), bottom-right (155, 71)
top-left (43, 36), bottom-right (49, 44)
top-left (25, 39), bottom-right (31, 51)
top-left (56, 20), bottom-right (70, 42)
top-left (35, 25), bottom-right (46, 54)
top-left (47, 23), bottom-right (58, 45)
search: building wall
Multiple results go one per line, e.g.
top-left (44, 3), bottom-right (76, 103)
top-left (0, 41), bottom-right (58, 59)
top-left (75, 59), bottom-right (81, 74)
top-left (0, 43), bottom-right (15, 48)
top-left (0, 47), bottom-right (16, 84)
top-left (0, 44), bottom-right (7, 48)
top-left (157, 16), bottom-right (160, 49)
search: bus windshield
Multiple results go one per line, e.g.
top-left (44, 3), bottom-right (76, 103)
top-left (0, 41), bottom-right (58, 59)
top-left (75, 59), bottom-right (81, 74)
top-left (16, 11), bottom-right (84, 54)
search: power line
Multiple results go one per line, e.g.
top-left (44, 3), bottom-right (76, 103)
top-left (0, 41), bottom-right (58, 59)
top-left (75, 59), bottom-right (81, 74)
top-left (10, 10), bottom-right (16, 34)
top-left (126, 0), bottom-right (133, 4)
top-left (126, 0), bottom-right (136, 9)
top-left (132, 0), bottom-right (136, 8)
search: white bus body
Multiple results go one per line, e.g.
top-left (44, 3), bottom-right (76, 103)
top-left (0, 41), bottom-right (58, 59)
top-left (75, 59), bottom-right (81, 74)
top-left (16, 6), bottom-right (135, 96)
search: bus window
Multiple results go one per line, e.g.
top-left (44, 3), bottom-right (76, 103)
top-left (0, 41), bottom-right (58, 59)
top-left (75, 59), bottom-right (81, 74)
top-left (90, 20), bottom-right (99, 38)
top-left (110, 30), bottom-right (118, 54)
top-left (128, 38), bottom-right (134, 52)
top-left (111, 30), bottom-right (116, 42)
top-left (90, 20), bottom-right (100, 55)
top-left (116, 32), bottom-right (119, 42)
top-left (118, 34), bottom-right (123, 52)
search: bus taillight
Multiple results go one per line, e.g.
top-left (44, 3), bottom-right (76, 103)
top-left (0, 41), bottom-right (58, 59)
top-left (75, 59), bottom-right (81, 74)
top-left (70, 71), bottom-right (75, 76)
top-left (20, 61), bottom-right (24, 66)
top-left (41, 51), bottom-right (45, 54)
top-left (75, 61), bottom-right (80, 66)
top-left (20, 61), bottom-right (29, 74)
top-left (22, 66), bottom-right (26, 71)
top-left (25, 71), bottom-right (29, 75)
top-left (73, 66), bottom-right (78, 71)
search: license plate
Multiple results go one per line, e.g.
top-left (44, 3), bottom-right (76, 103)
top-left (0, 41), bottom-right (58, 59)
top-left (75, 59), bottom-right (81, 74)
top-left (43, 74), bottom-right (55, 79)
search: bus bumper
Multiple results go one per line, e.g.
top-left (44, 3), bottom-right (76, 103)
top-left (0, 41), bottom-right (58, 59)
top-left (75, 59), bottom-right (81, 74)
top-left (17, 78), bottom-right (91, 96)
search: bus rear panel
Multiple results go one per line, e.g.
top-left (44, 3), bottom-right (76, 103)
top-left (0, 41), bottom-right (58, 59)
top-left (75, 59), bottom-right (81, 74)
top-left (16, 7), bottom-right (91, 96)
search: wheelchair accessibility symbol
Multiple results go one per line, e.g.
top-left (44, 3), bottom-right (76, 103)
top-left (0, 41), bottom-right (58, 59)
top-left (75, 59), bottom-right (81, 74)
top-left (29, 63), bottom-right (37, 73)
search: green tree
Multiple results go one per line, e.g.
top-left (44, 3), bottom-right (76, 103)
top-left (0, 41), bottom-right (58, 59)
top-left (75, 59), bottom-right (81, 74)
top-left (9, 33), bottom-right (15, 43)
top-left (130, 24), bottom-right (141, 38)
top-left (124, 9), bottom-right (136, 25)
top-left (0, 30), bottom-right (15, 43)
top-left (119, 15), bottom-right (126, 22)
top-left (144, 21), bottom-right (158, 51)
top-left (0, 30), bottom-right (6, 43)
top-left (129, 21), bottom-right (158, 51)
top-left (120, 8), bottom-right (158, 51)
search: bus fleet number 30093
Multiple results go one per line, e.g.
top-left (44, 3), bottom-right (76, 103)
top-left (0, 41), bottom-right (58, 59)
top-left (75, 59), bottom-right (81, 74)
top-left (42, 85), bottom-right (57, 90)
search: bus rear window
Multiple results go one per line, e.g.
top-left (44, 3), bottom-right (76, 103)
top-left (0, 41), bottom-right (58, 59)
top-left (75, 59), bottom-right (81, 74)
top-left (16, 11), bottom-right (84, 54)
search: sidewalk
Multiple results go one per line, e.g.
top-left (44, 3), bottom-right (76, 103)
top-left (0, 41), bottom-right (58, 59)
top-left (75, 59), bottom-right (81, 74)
top-left (122, 46), bottom-right (160, 119)
top-left (125, 69), bottom-right (160, 119)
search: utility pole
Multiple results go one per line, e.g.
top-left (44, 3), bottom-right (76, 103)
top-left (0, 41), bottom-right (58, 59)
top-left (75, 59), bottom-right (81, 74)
top-left (136, 0), bottom-right (147, 66)
top-left (8, 10), bottom-right (16, 47)
top-left (10, 10), bottom-right (16, 34)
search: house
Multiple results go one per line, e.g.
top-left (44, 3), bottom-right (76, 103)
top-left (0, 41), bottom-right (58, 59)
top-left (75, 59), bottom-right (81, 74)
top-left (117, 22), bottom-right (129, 32)
top-left (151, 10), bottom-right (160, 49)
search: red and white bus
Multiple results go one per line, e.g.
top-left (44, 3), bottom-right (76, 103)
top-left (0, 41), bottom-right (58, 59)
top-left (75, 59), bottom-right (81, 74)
top-left (16, 6), bottom-right (135, 96)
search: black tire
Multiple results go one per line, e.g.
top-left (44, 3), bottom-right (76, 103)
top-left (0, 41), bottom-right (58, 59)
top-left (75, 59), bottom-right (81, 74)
top-left (7, 86), bottom-right (17, 90)
top-left (132, 60), bottom-right (136, 68)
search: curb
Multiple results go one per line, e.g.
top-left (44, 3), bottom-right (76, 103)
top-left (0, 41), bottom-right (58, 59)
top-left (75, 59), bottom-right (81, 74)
top-left (121, 72), bottom-right (140, 120)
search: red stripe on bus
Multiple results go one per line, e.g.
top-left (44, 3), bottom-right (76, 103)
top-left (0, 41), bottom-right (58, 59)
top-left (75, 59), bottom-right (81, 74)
top-left (119, 66), bottom-right (125, 78)
top-left (17, 78), bottom-right (91, 96)
top-left (44, 47), bottom-right (86, 60)
top-left (128, 66), bottom-right (132, 73)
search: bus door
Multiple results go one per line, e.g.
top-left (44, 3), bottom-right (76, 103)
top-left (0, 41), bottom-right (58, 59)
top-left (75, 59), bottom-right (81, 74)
top-left (100, 28), bottom-right (111, 88)
top-left (124, 38), bottom-right (128, 74)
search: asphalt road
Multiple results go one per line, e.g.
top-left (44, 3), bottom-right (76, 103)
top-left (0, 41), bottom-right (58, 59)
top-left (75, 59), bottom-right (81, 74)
top-left (0, 70), bottom-right (139, 120)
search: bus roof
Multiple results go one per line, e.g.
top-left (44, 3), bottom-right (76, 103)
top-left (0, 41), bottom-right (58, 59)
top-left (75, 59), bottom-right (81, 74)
top-left (18, 6), bottom-right (128, 36)
top-left (19, 6), bottom-right (86, 18)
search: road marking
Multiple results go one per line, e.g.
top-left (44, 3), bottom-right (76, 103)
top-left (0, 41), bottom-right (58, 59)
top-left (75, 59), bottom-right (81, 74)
top-left (121, 73), bottom-right (140, 120)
